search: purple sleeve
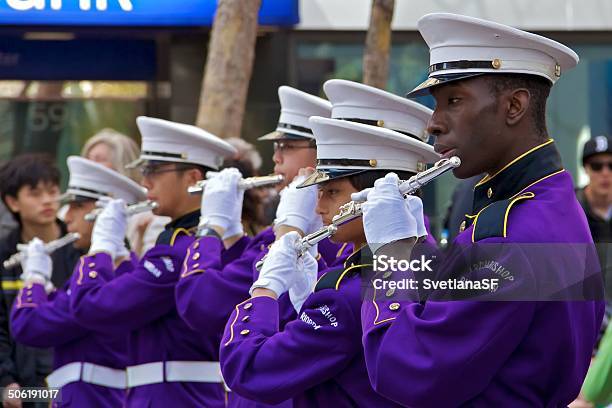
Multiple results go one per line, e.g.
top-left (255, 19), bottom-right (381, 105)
top-left (361, 299), bottom-right (534, 406)
top-left (69, 234), bottom-right (194, 333)
top-left (220, 292), bottom-right (359, 405)
top-left (360, 239), bottom-right (538, 406)
top-left (11, 283), bottom-right (89, 347)
top-left (221, 235), bottom-right (250, 266)
top-left (176, 235), bottom-right (259, 334)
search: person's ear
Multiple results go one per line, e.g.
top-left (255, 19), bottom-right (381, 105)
top-left (506, 88), bottom-right (530, 126)
top-left (4, 195), bottom-right (20, 214)
top-left (183, 168), bottom-right (204, 186)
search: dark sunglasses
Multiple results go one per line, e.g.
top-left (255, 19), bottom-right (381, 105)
top-left (588, 162), bottom-right (612, 172)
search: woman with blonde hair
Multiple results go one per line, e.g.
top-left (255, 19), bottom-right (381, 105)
top-left (81, 128), bottom-right (169, 255)
top-left (81, 128), bottom-right (142, 182)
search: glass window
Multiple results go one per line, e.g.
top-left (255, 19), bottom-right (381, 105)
top-left (0, 80), bottom-right (150, 188)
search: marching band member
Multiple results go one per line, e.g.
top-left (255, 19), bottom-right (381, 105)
top-left (322, 78), bottom-right (439, 245)
top-left (68, 117), bottom-right (236, 407)
top-left (11, 157), bottom-right (146, 407)
top-left (176, 87), bottom-right (340, 408)
top-left (358, 13), bottom-right (605, 406)
top-left (219, 113), bottom-right (439, 406)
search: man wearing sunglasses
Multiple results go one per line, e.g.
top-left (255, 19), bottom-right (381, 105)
top-left (577, 135), bottom-right (612, 300)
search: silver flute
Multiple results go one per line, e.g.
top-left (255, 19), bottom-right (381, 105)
top-left (84, 200), bottom-right (159, 222)
top-left (3, 232), bottom-right (82, 270)
top-left (255, 156), bottom-right (461, 271)
top-left (187, 174), bottom-right (284, 195)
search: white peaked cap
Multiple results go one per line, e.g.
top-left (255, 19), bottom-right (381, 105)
top-left (324, 79), bottom-right (432, 142)
top-left (407, 13), bottom-right (579, 97)
top-left (298, 117), bottom-right (440, 188)
top-left (128, 116), bottom-right (237, 170)
top-left (259, 86), bottom-right (332, 141)
top-left (61, 156), bottom-right (147, 204)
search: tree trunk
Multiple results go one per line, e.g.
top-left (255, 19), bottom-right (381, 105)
top-left (196, 0), bottom-right (261, 138)
top-left (363, 0), bottom-right (395, 89)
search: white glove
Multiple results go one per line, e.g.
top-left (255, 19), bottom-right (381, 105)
top-left (353, 173), bottom-right (424, 253)
top-left (251, 231), bottom-right (301, 297)
top-left (19, 238), bottom-right (52, 286)
top-left (288, 250), bottom-right (318, 313)
top-left (352, 180), bottom-right (428, 240)
top-left (200, 168), bottom-right (244, 235)
top-left (274, 174), bottom-right (319, 235)
top-left (89, 199), bottom-right (128, 259)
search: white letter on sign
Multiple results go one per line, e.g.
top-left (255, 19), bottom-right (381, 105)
top-left (96, 0), bottom-right (132, 11)
top-left (7, 0), bottom-right (44, 11)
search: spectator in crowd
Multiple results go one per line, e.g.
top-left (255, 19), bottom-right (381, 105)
top-left (0, 154), bottom-right (82, 408)
top-left (81, 128), bottom-right (169, 255)
top-left (576, 135), bottom-right (612, 300)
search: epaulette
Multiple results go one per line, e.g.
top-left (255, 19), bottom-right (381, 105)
top-left (314, 263), bottom-right (370, 292)
top-left (472, 192), bottom-right (535, 242)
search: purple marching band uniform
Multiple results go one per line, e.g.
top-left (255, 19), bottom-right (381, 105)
top-left (220, 248), bottom-right (401, 407)
top-left (218, 103), bottom-right (439, 406)
top-left (11, 263), bottom-right (132, 407)
top-left (176, 226), bottom-right (352, 408)
top-left (359, 13), bottom-right (605, 407)
top-left (176, 85), bottom-right (355, 408)
top-left (362, 148), bottom-right (604, 406)
top-left (67, 116), bottom-right (239, 407)
top-left (10, 156), bottom-right (148, 407)
top-left (69, 211), bottom-right (229, 407)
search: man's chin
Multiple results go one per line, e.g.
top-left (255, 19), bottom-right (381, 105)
top-left (452, 166), bottom-right (478, 180)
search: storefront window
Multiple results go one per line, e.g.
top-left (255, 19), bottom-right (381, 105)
top-left (0, 80), bottom-right (150, 188)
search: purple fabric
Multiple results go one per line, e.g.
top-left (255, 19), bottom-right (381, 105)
top-left (361, 170), bottom-right (605, 406)
top-left (10, 254), bottom-right (136, 407)
top-left (68, 234), bottom-right (226, 407)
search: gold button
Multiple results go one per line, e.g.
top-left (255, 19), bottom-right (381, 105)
top-left (386, 288), bottom-right (395, 297)
top-left (88, 262), bottom-right (95, 268)
top-left (89, 271), bottom-right (98, 278)
top-left (382, 271), bottom-right (392, 279)
top-left (369, 159), bottom-right (378, 167)
top-left (389, 302), bottom-right (400, 311)
top-left (240, 329), bottom-right (250, 336)
top-left (243, 302), bottom-right (253, 310)
top-left (193, 241), bottom-right (200, 249)
top-left (459, 220), bottom-right (466, 232)
top-left (376, 119), bottom-right (385, 127)
top-left (491, 58), bottom-right (502, 69)
top-left (487, 187), bottom-right (493, 198)
top-left (192, 252), bottom-right (200, 261)
top-left (242, 315), bottom-right (250, 322)
top-left (192, 263), bottom-right (199, 269)
top-left (555, 64), bottom-right (561, 77)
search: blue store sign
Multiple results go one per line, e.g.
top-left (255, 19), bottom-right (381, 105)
top-left (0, 0), bottom-right (298, 26)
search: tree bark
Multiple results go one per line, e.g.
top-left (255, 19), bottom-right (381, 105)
top-left (363, 0), bottom-right (395, 89)
top-left (196, 0), bottom-right (261, 138)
